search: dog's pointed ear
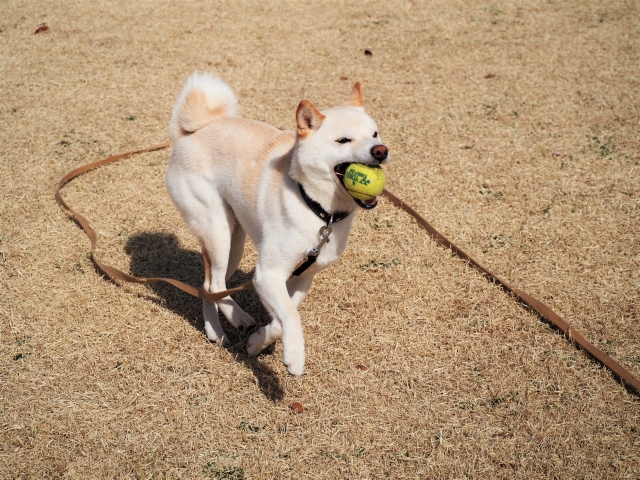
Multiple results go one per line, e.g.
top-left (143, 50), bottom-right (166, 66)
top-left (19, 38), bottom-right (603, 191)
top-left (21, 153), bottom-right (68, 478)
top-left (344, 82), bottom-right (364, 107)
top-left (296, 100), bottom-right (325, 138)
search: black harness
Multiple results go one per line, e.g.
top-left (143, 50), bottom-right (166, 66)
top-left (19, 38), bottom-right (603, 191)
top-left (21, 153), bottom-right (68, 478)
top-left (297, 183), bottom-right (352, 224)
top-left (292, 184), bottom-right (353, 276)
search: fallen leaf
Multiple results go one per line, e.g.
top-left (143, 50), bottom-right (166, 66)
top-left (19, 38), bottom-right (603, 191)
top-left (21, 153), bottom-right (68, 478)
top-left (340, 76), bottom-right (348, 81)
top-left (34, 23), bottom-right (49, 34)
top-left (484, 73), bottom-right (496, 79)
top-left (289, 402), bottom-right (303, 413)
top-left (356, 364), bottom-right (368, 371)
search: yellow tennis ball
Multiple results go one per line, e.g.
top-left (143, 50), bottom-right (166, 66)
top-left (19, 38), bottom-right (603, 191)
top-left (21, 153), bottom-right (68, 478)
top-left (343, 163), bottom-right (386, 200)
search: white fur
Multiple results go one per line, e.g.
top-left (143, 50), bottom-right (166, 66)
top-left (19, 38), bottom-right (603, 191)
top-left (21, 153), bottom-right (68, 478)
top-left (170, 72), bottom-right (238, 141)
top-left (166, 73), bottom-right (388, 376)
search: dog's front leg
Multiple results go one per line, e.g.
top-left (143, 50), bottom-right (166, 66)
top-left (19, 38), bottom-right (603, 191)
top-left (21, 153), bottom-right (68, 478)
top-left (253, 267), bottom-right (306, 376)
top-left (287, 274), bottom-right (315, 309)
top-left (247, 274), bottom-right (314, 358)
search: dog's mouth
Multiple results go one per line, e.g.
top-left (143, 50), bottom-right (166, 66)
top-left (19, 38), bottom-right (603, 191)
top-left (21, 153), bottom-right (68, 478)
top-left (334, 163), bottom-right (379, 209)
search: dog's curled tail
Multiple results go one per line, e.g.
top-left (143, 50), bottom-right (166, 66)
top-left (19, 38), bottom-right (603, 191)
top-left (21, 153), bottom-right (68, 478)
top-left (170, 72), bottom-right (238, 141)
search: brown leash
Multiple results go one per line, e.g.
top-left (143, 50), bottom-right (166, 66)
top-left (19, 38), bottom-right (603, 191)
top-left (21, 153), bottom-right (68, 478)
top-left (382, 190), bottom-right (640, 395)
top-left (54, 141), bottom-right (253, 302)
top-left (55, 141), bottom-right (640, 395)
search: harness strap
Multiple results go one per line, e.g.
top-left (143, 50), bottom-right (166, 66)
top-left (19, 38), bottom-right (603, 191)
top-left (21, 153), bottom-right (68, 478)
top-left (55, 140), bottom-right (640, 395)
top-left (298, 183), bottom-right (352, 223)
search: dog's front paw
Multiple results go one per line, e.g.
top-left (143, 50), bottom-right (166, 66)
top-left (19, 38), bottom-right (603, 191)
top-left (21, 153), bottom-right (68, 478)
top-left (247, 321), bottom-right (282, 356)
top-left (282, 343), bottom-right (305, 377)
top-left (247, 328), bottom-right (269, 356)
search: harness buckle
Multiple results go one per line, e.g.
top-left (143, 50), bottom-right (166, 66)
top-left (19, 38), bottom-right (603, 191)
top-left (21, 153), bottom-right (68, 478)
top-left (292, 214), bottom-right (335, 276)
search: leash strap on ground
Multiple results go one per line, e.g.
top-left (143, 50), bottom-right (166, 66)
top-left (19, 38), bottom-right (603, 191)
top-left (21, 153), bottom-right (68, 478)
top-left (382, 189), bottom-right (640, 395)
top-left (55, 141), bottom-right (640, 395)
top-left (54, 141), bottom-right (254, 302)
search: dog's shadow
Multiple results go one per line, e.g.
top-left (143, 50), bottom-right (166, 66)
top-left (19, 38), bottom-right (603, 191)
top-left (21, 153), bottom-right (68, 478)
top-left (124, 232), bottom-right (284, 402)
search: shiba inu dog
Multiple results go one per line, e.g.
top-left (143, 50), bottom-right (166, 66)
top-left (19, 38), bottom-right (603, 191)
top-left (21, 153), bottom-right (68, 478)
top-left (166, 72), bottom-right (388, 376)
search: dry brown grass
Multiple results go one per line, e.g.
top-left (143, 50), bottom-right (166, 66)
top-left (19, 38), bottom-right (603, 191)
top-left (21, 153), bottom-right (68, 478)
top-left (2, 0), bottom-right (640, 477)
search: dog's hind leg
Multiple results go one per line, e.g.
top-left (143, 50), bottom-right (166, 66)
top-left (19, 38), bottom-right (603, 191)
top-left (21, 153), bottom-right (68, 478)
top-left (201, 217), bottom-right (255, 343)
top-left (218, 224), bottom-right (255, 330)
top-left (201, 237), bottom-right (229, 345)
top-left (225, 224), bottom-right (246, 282)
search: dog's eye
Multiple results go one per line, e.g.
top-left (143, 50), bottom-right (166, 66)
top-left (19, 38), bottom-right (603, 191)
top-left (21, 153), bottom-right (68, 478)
top-left (336, 137), bottom-right (352, 144)
top-left (373, 132), bottom-right (378, 138)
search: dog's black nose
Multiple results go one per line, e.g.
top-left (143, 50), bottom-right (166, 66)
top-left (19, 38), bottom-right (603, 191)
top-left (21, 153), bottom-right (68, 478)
top-left (371, 144), bottom-right (388, 163)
